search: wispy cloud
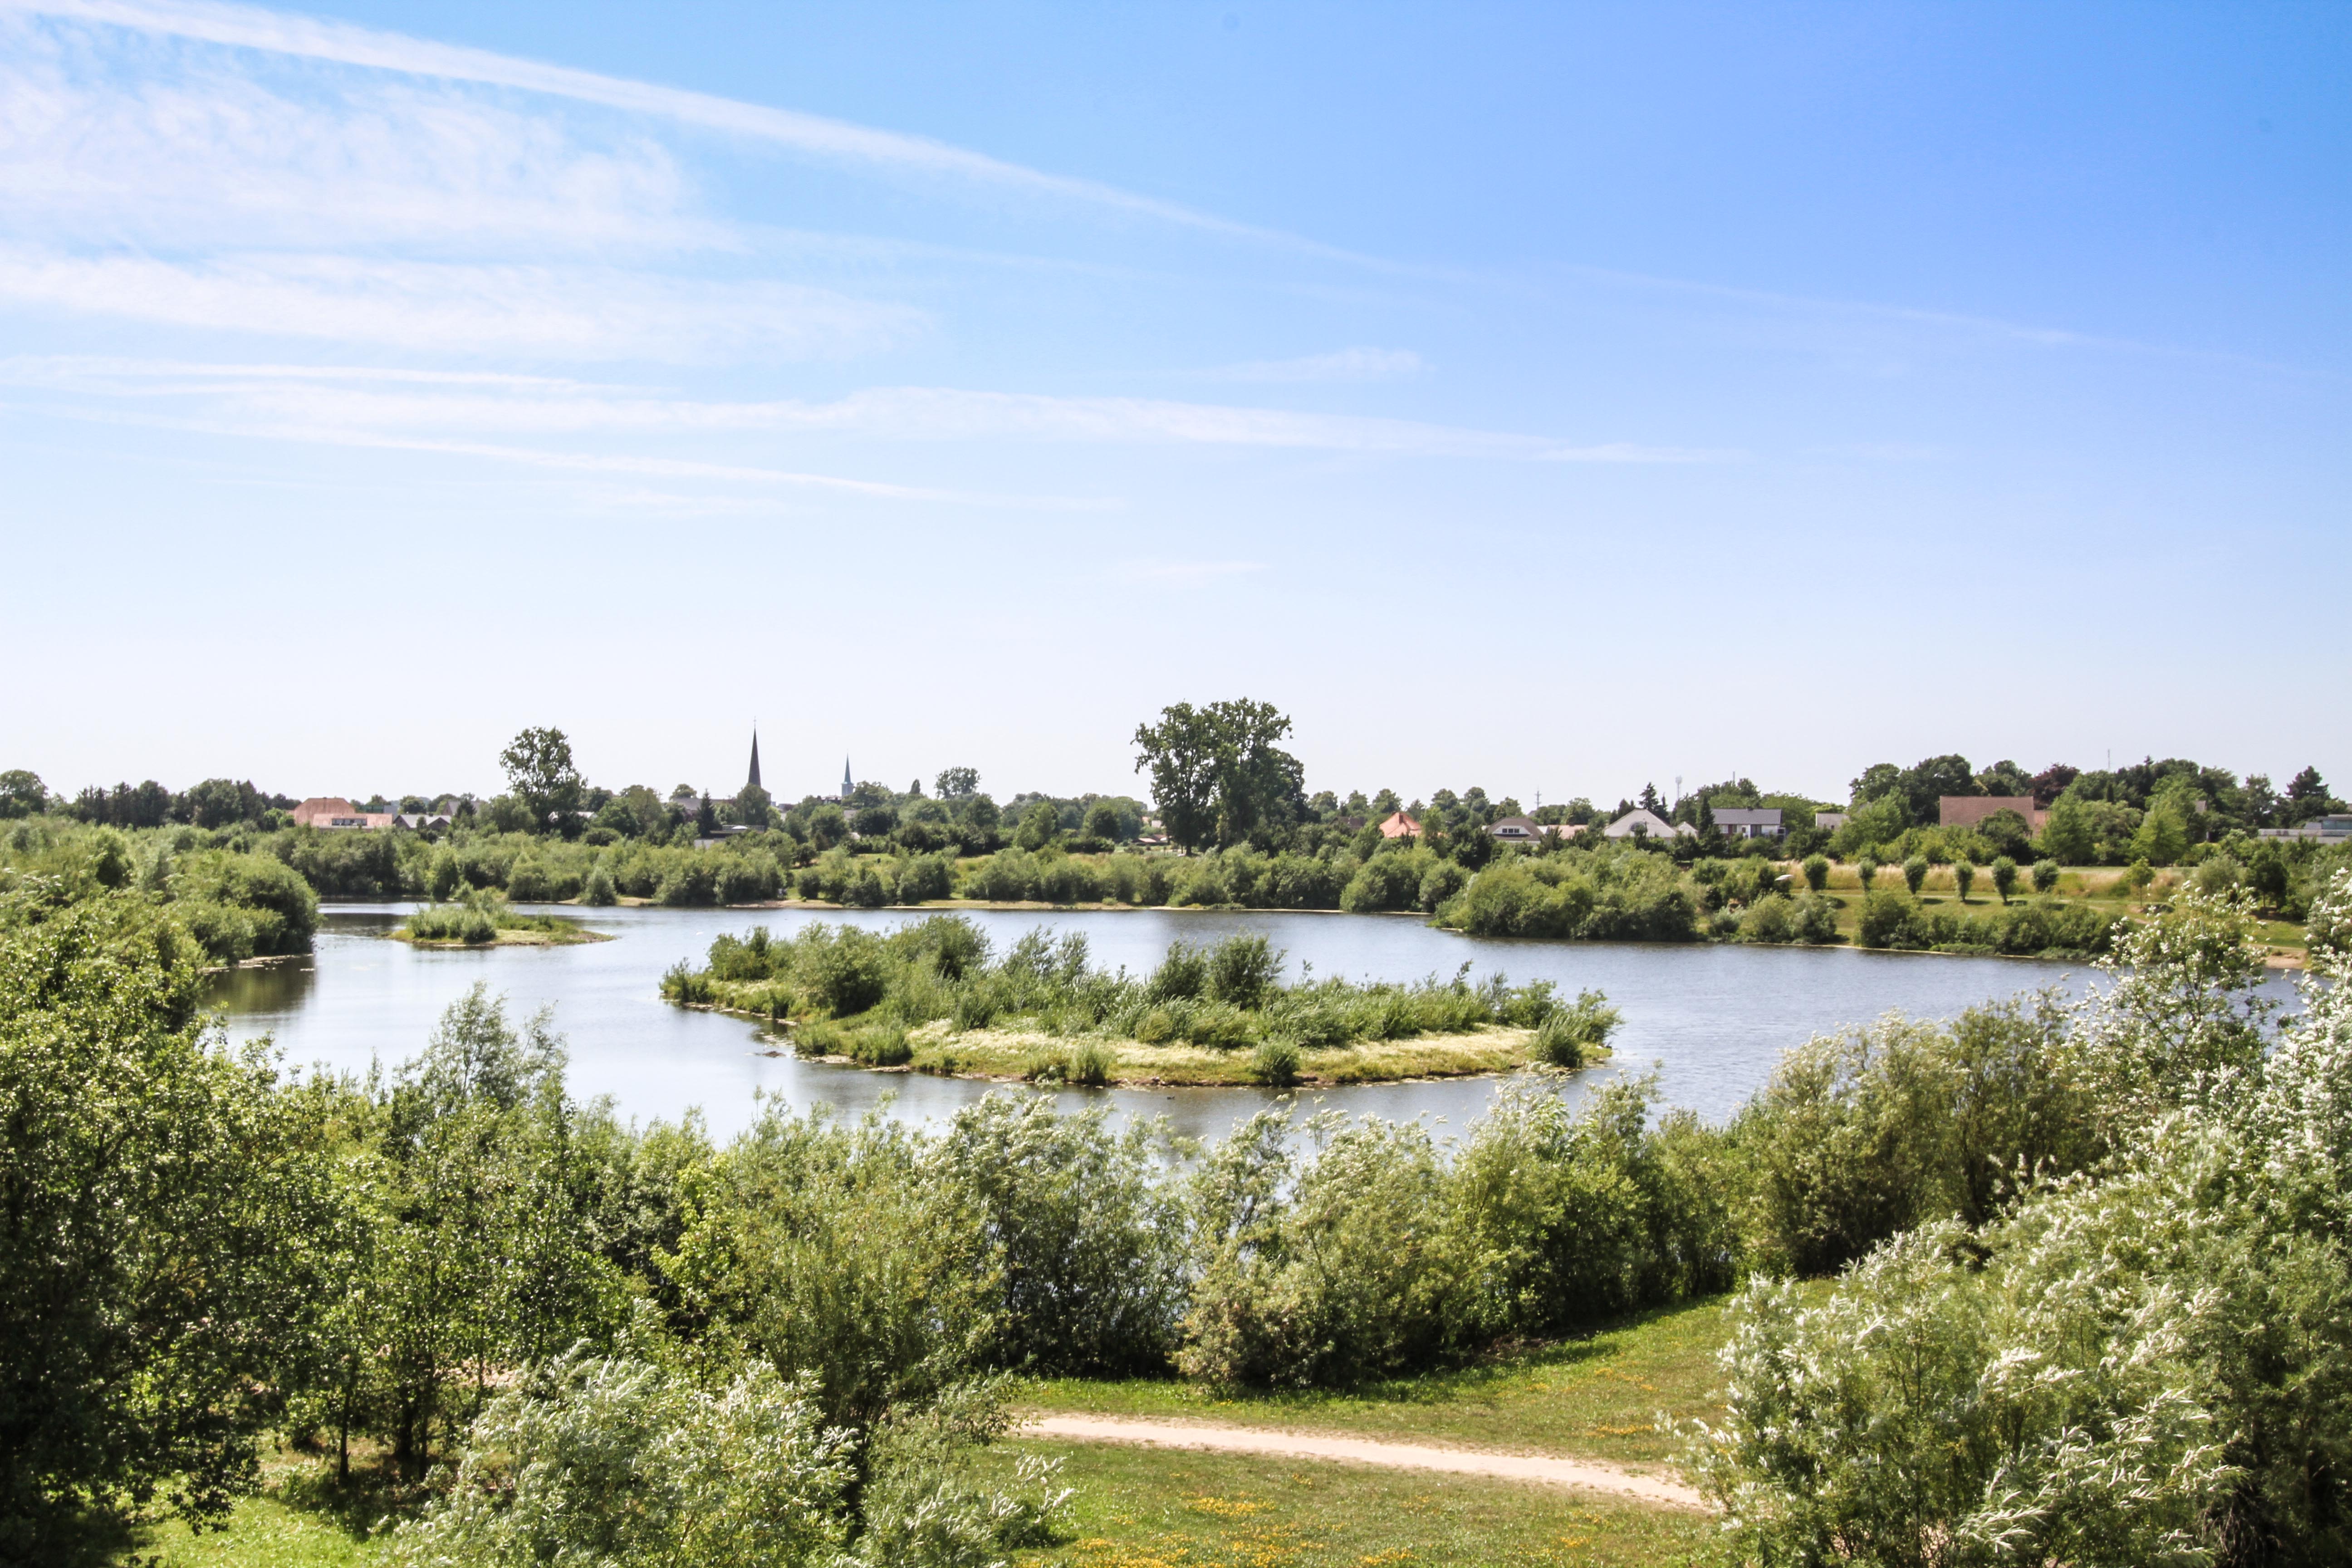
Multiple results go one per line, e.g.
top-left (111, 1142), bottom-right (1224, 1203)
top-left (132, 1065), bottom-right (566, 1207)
top-left (3, 0), bottom-right (1352, 255)
top-left (0, 358), bottom-right (1729, 462)
top-left (0, 248), bottom-right (921, 360)
top-left (0, 38), bottom-right (721, 253)
top-left (0, 390), bottom-right (1117, 508)
top-left (1562, 261), bottom-right (2339, 381)
top-left (1202, 347), bottom-right (1425, 384)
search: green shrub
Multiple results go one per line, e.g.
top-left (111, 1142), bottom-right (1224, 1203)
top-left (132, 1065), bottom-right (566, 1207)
top-left (1143, 941), bottom-right (1209, 1002)
top-left (805, 929), bottom-right (890, 1016)
top-left (895, 853), bottom-right (953, 904)
top-left (1204, 932), bottom-right (1281, 1007)
top-left (1902, 854), bottom-right (1929, 895)
top-left (660, 961), bottom-right (715, 1005)
top-left (1739, 893), bottom-right (1799, 944)
top-left (1801, 853), bottom-right (1830, 892)
top-left (1249, 1036), bottom-right (1301, 1087)
top-left (581, 862), bottom-right (617, 906)
top-left (407, 902), bottom-right (498, 944)
top-left (1531, 989), bottom-right (1619, 1067)
top-left (1185, 1000), bottom-right (1254, 1049)
top-left (1857, 889), bottom-right (1916, 947)
top-left (1066, 1040), bottom-right (1113, 1087)
top-left (1180, 1116), bottom-right (1474, 1387)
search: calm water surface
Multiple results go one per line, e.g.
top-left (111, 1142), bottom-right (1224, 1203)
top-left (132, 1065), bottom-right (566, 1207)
top-left (205, 904), bottom-right (2164, 1143)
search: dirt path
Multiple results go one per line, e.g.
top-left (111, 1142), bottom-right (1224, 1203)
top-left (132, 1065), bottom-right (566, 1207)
top-left (1020, 1414), bottom-right (1705, 1511)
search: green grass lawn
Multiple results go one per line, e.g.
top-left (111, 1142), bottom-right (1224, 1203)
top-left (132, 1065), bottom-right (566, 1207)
top-left (1022, 1295), bottom-right (1738, 1469)
top-left (127, 1443), bottom-right (1716, 1568)
top-left (1001, 1440), bottom-right (1716, 1568)
top-left (136, 1493), bottom-right (383, 1568)
top-left (122, 1298), bottom-right (1746, 1568)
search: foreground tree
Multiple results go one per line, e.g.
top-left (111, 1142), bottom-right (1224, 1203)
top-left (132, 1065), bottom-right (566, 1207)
top-left (0, 892), bottom-right (334, 1555)
top-left (1692, 884), bottom-right (2352, 1563)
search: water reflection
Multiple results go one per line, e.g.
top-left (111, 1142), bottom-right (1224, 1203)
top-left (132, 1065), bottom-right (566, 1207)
top-left (206, 954), bottom-right (317, 1016)
top-left (206, 902), bottom-right (2206, 1145)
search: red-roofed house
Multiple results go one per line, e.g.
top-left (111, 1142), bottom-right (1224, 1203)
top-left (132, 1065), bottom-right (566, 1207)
top-left (1378, 810), bottom-right (1422, 840)
top-left (292, 797), bottom-right (397, 830)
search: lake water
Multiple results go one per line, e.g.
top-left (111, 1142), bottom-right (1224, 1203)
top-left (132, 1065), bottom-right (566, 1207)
top-left (203, 903), bottom-right (2177, 1144)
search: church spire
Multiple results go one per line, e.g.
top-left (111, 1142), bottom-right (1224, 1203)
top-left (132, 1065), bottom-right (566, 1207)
top-left (746, 728), bottom-right (762, 790)
top-left (841, 757), bottom-right (853, 799)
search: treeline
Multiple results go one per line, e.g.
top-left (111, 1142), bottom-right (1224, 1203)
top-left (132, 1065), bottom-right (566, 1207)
top-left (11, 851), bottom-right (2349, 1562)
top-left (1832, 751), bottom-right (2347, 871)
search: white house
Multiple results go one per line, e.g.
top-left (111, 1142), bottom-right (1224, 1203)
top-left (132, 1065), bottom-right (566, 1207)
top-left (1602, 808), bottom-right (1695, 840)
top-left (1713, 808), bottom-right (1785, 840)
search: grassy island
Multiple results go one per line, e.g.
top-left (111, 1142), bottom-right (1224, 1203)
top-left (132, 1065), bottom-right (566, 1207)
top-left (393, 893), bottom-right (611, 948)
top-left (661, 915), bottom-right (1617, 1086)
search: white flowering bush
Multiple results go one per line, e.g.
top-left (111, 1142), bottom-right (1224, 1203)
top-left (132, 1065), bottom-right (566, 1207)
top-left (391, 1346), bottom-right (1069, 1568)
top-left (1689, 872), bottom-right (2352, 1565)
top-left (392, 1349), bottom-right (854, 1568)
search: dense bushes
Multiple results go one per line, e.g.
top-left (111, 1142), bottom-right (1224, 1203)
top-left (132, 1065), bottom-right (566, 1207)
top-left (1725, 995), bottom-right (2096, 1275)
top-left (671, 916), bottom-right (1564, 1057)
top-left (1179, 1075), bottom-right (1738, 1387)
top-left (1436, 852), bottom-right (1700, 941)
top-left (0, 822), bottom-right (320, 963)
top-left (1856, 888), bottom-right (2120, 956)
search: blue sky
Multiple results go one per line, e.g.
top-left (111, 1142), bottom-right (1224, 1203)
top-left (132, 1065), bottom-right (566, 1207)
top-left (2, 0), bottom-right (2345, 807)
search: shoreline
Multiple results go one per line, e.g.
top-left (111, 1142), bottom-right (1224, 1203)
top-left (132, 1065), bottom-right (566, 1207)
top-left (682, 1001), bottom-right (1607, 1087)
top-left (391, 925), bottom-right (614, 949)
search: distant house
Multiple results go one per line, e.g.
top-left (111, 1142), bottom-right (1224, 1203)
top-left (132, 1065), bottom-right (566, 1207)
top-left (1814, 811), bottom-right (1849, 834)
top-left (1486, 815), bottom-right (1542, 843)
top-left (1713, 808), bottom-right (1785, 841)
top-left (1940, 796), bottom-right (2048, 833)
top-left (1541, 822), bottom-right (1588, 839)
top-left (392, 812), bottom-right (453, 831)
top-left (1377, 811), bottom-right (1422, 840)
top-left (1603, 808), bottom-right (1695, 840)
top-left (2259, 814), bottom-right (2352, 842)
top-left (292, 797), bottom-right (396, 831)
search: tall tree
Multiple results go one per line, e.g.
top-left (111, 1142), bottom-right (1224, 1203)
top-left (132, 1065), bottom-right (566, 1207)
top-left (1131, 704), bottom-right (1225, 853)
top-left (500, 727), bottom-right (585, 837)
top-left (0, 770), bottom-right (44, 818)
top-left (1132, 699), bottom-right (1303, 853)
top-left (2285, 766), bottom-right (2338, 823)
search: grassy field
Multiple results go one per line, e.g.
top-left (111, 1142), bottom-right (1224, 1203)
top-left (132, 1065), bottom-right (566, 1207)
top-left (999, 1440), bottom-right (1716, 1568)
top-left (1023, 1295), bottom-right (1735, 1468)
top-left (126, 1447), bottom-right (1717, 1568)
top-left (894, 1020), bottom-right (1537, 1087)
top-left (121, 1296), bottom-right (1743, 1568)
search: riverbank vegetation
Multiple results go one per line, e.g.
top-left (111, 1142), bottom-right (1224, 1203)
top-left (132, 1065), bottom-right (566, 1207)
top-left (393, 892), bottom-right (607, 947)
top-left (0, 813), bottom-right (318, 965)
top-left (9, 841), bottom-right (2350, 1564)
top-left (662, 920), bottom-right (1593, 1085)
